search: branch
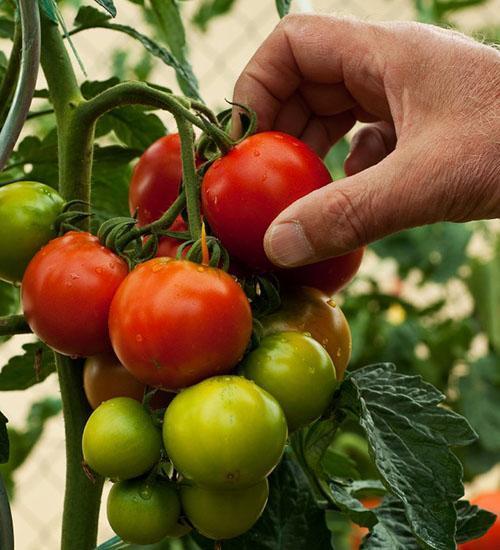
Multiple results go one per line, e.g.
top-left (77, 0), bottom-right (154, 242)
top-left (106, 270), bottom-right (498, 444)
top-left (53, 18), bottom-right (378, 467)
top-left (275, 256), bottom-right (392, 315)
top-left (0, 315), bottom-right (31, 336)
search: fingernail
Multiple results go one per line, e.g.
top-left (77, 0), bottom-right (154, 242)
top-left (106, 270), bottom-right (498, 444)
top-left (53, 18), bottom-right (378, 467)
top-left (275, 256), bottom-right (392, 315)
top-left (264, 221), bottom-right (315, 267)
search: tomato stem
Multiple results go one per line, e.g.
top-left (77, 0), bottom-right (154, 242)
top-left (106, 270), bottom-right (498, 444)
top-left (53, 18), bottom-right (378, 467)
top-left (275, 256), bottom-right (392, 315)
top-left (175, 115), bottom-right (202, 240)
top-left (0, 314), bottom-right (31, 336)
top-left (39, 12), bottom-right (103, 550)
top-left (0, 21), bottom-right (21, 127)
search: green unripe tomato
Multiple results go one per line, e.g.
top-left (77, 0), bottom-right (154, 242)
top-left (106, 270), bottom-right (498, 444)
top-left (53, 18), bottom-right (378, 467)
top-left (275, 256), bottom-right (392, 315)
top-left (107, 477), bottom-right (181, 545)
top-left (163, 376), bottom-right (287, 489)
top-left (241, 332), bottom-right (337, 431)
top-left (181, 479), bottom-right (269, 540)
top-left (0, 181), bottom-right (64, 283)
top-left (82, 397), bottom-right (161, 480)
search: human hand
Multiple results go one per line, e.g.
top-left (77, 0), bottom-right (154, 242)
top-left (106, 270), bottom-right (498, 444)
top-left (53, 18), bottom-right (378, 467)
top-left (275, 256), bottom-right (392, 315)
top-left (232, 15), bottom-right (500, 267)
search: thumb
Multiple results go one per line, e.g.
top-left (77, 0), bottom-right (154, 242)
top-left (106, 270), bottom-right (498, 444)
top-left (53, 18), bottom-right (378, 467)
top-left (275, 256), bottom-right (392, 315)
top-left (263, 136), bottom-right (446, 267)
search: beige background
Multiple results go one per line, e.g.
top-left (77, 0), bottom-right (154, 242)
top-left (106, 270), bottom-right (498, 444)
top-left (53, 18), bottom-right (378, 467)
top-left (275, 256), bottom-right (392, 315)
top-left (1, 0), bottom-right (499, 548)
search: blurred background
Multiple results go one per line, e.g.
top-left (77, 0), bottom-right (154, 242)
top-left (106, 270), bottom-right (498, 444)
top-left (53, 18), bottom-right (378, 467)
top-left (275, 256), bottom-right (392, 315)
top-left (0, 0), bottom-right (499, 548)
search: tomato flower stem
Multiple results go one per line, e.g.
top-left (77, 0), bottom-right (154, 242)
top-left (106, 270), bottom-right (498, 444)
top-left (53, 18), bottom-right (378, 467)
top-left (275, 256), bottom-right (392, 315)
top-left (0, 314), bottom-right (31, 336)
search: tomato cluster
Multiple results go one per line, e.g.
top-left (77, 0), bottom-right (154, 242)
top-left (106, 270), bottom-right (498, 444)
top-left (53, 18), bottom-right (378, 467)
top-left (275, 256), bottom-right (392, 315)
top-left (13, 130), bottom-right (360, 543)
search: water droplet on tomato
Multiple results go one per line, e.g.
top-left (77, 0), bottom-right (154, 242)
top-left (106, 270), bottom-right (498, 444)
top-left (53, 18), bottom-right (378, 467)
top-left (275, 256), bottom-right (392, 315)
top-left (95, 267), bottom-right (103, 274)
top-left (327, 299), bottom-right (337, 308)
top-left (197, 266), bottom-right (205, 273)
top-left (253, 150), bottom-right (260, 157)
top-left (70, 272), bottom-right (79, 280)
top-left (336, 349), bottom-right (342, 357)
top-left (140, 486), bottom-right (152, 500)
top-left (136, 334), bottom-right (143, 343)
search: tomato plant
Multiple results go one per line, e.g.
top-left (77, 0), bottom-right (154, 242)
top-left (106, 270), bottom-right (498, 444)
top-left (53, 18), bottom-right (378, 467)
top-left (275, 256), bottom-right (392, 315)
top-left (108, 258), bottom-right (252, 389)
top-left (201, 131), bottom-right (332, 272)
top-left (260, 286), bottom-right (352, 380)
top-left (163, 376), bottom-right (287, 488)
top-left (82, 397), bottom-right (161, 480)
top-left (181, 479), bottom-right (269, 540)
top-left (129, 134), bottom-right (183, 226)
top-left (21, 231), bottom-right (128, 357)
top-left (241, 331), bottom-right (337, 431)
top-left (0, 1), bottom-right (496, 549)
top-left (107, 477), bottom-right (181, 544)
top-left (0, 181), bottom-right (64, 284)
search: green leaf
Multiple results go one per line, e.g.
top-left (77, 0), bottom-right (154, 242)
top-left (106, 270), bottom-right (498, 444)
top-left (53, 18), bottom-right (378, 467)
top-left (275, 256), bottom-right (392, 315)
top-left (74, 5), bottom-right (112, 26)
top-left (361, 496), bottom-right (497, 549)
top-left (195, 453), bottom-right (332, 549)
top-left (341, 364), bottom-right (476, 550)
top-left (148, 0), bottom-right (200, 98)
top-left (191, 0), bottom-right (237, 32)
top-left (38, 0), bottom-right (58, 23)
top-left (0, 342), bottom-right (56, 391)
top-left (0, 19), bottom-right (15, 39)
top-left (457, 354), bottom-right (500, 452)
top-left (93, 0), bottom-right (117, 18)
top-left (324, 137), bottom-right (349, 180)
top-left (0, 397), bottom-right (61, 496)
top-left (371, 223), bottom-right (473, 282)
top-left (275, 0), bottom-right (292, 18)
top-left (467, 237), bottom-right (500, 352)
top-left (0, 411), bottom-right (8, 464)
top-left (455, 499), bottom-right (497, 544)
top-left (91, 145), bottom-right (141, 226)
top-left (0, 282), bottom-right (20, 344)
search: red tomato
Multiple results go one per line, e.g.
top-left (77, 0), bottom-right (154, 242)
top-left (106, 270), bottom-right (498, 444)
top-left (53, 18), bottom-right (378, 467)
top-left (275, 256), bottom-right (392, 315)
top-left (201, 131), bottom-right (332, 272)
top-left (108, 258), bottom-right (252, 390)
top-left (459, 491), bottom-right (500, 550)
top-left (83, 353), bottom-right (174, 410)
top-left (279, 248), bottom-right (365, 296)
top-left (350, 497), bottom-right (381, 549)
top-left (129, 134), bottom-right (182, 226)
top-left (22, 231), bottom-right (128, 356)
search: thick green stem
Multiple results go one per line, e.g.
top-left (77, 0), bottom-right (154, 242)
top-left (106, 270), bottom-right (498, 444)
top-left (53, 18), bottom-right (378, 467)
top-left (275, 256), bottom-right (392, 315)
top-left (0, 22), bottom-right (22, 126)
top-left (0, 475), bottom-right (14, 550)
top-left (39, 13), bottom-right (103, 550)
top-left (175, 116), bottom-right (201, 240)
top-left (0, 314), bottom-right (31, 336)
top-left (80, 81), bottom-right (233, 151)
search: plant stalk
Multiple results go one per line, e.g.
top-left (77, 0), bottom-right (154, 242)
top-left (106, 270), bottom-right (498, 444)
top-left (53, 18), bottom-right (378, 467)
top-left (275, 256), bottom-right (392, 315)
top-left (39, 12), bottom-right (103, 550)
top-left (0, 314), bottom-right (31, 336)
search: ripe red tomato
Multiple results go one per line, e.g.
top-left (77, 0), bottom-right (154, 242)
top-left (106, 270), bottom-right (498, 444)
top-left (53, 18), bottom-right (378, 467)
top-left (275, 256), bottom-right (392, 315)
top-left (129, 134), bottom-right (182, 226)
top-left (350, 497), bottom-right (381, 549)
top-left (108, 258), bottom-right (252, 389)
top-left (459, 491), bottom-right (500, 550)
top-left (279, 247), bottom-right (364, 296)
top-left (22, 231), bottom-right (128, 357)
top-left (201, 131), bottom-right (332, 272)
top-left (83, 353), bottom-right (174, 410)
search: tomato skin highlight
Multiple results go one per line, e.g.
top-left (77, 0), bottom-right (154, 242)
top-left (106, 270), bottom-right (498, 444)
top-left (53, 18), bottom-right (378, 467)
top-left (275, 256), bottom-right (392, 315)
top-left (129, 134), bottom-right (182, 226)
top-left (279, 247), bottom-right (365, 296)
top-left (201, 131), bottom-right (332, 272)
top-left (82, 397), bottom-right (162, 480)
top-left (181, 479), bottom-right (269, 540)
top-left (109, 258), bottom-right (252, 390)
top-left (459, 491), bottom-right (500, 550)
top-left (0, 181), bottom-right (64, 283)
top-left (21, 231), bottom-right (128, 357)
top-left (163, 376), bottom-right (287, 489)
top-left (107, 477), bottom-right (181, 545)
top-left (241, 331), bottom-right (337, 431)
top-left (83, 353), bottom-right (174, 410)
top-left (261, 286), bottom-right (351, 380)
